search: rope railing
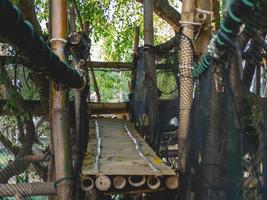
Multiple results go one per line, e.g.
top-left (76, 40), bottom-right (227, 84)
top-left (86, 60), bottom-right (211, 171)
top-left (0, 182), bottom-right (56, 197)
top-left (0, 0), bottom-right (84, 88)
top-left (193, 0), bottom-right (258, 79)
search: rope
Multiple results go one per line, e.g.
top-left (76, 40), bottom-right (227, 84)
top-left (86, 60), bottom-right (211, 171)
top-left (50, 38), bottom-right (67, 44)
top-left (196, 8), bottom-right (212, 14)
top-left (145, 72), bottom-right (178, 95)
top-left (179, 21), bottom-right (202, 27)
top-left (0, 0), bottom-right (84, 88)
top-left (54, 176), bottom-right (74, 188)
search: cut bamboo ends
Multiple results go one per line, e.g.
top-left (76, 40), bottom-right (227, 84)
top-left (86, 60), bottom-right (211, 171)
top-left (147, 176), bottom-right (161, 190)
top-left (165, 176), bottom-right (179, 189)
top-left (81, 177), bottom-right (95, 192)
top-left (128, 175), bottom-right (146, 187)
top-left (81, 176), bottom-right (94, 191)
top-left (113, 176), bottom-right (127, 190)
top-left (95, 175), bottom-right (112, 191)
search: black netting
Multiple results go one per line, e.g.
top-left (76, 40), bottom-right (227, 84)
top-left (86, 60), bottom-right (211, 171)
top-left (131, 46), bottom-right (179, 156)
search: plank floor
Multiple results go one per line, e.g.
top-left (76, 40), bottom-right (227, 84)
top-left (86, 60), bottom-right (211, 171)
top-left (82, 118), bottom-right (175, 176)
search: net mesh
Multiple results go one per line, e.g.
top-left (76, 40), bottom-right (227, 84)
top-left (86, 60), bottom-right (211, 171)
top-left (0, 46), bottom-right (52, 200)
top-left (131, 46), bottom-right (179, 155)
top-left (188, 0), bottom-right (267, 198)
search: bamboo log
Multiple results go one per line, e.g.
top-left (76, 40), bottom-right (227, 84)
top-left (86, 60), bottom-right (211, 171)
top-left (128, 176), bottom-right (146, 187)
top-left (81, 176), bottom-right (94, 191)
top-left (147, 176), bottom-right (161, 190)
top-left (165, 176), bottom-right (179, 189)
top-left (95, 175), bottom-right (111, 191)
top-left (113, 176), bottom-right (127, 190)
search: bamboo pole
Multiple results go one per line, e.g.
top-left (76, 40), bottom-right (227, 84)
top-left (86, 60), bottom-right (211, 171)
top-left (134, 26), bottom-right (140, 57)
top-left (143, 0), bottom-right (159, 148)
top-left (177, 0), bottom-right (195, 172)
top-left (177, 1), bottom-right (195, 200)
top-left (256, 65), bottom-right (261, 95)
top-left (88, 61), bottom-right (134, 69)
top-left (263, 109), bottom-right (267, 200)
top-left (0, 101), bottom-right (129, 115)
top-left (50, 0), bottom-right (73, 199)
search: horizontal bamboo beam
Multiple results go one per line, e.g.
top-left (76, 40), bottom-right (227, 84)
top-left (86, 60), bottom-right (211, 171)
top-left (0, 100), bottom-right (129, 115)
top-left (0, 58), bottom-right (176, 70)
top-left (89, 102), bottom-right (128, 115)
top-left (0, 182), bottom-right (56, 197)
top-left (88, 61), bottom-right (134, 69)
top-left (88, 61), bottom-right (175, 70)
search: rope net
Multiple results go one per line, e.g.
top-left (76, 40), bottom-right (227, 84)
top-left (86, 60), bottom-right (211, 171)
top-left (131, 46), bottom-right (179, 156)
top-left (189, 0), bottom-right (267, 199)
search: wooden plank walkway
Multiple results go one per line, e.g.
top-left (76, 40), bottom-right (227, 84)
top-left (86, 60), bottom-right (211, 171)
top-left (82, 118), bottom-right (176, 176)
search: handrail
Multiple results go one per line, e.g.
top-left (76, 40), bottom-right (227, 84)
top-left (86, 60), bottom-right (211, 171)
top-left (0, 0), bottom-right (84, 88)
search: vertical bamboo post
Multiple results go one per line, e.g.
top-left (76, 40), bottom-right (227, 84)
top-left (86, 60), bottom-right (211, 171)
top-left (178, 2), bottom-right (195, 199)
top-left (50, 0), bottom-right (73, 199)
top-left (134, 26), bottom-right (140, 57)
top-left (256, 65), bottom-right (261, 95)
top-left (195, 1), bottom-right (221, 200)
top-left (178, 0), bottom-right (195, 171)
top-left (143, 0), bottom-right (159, 148)
top-left (263, 108), bottom-right (267, 200)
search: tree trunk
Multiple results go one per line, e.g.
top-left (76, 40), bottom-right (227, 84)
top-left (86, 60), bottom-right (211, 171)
top-left (137, 0), bottom-right (181, 31)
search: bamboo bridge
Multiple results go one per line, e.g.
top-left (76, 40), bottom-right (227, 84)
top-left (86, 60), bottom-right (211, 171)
top-left (0, 0), bottom-right (267, 199)
top-left (81, 118), bottom-right (177, 193)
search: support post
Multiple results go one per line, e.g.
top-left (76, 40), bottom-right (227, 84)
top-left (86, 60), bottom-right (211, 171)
top-left (263, 107), bottom-right (267, 200)
top-left (178, 1), bottom-right (195, 199)
top-left (178, 0), bottom-right (195, 172)
top-left (143, 0), bottom-right (159, 148)
top-left (50, 0), bottom-right (73, 199)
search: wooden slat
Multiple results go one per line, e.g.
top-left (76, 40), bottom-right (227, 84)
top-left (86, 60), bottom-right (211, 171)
top-left (82, 118), bottom-right (175, 176)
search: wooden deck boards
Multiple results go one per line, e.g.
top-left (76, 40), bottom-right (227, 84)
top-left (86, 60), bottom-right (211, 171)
top-left (82, 118), bottom-right (175, 176)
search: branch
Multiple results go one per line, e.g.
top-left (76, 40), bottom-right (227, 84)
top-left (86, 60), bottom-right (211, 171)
top-left (16, 0), bottom-right (42, 35)
top-left (154, 33), bottom-right (180, 53)
top-left (0, 66), bottom-right (36, 183)
top-left (0, 133), bottom-right (20, 155)
top-left (16, 0), bottom-right (49, 117)
top-left (136, 0), bottom-right (181, 31)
